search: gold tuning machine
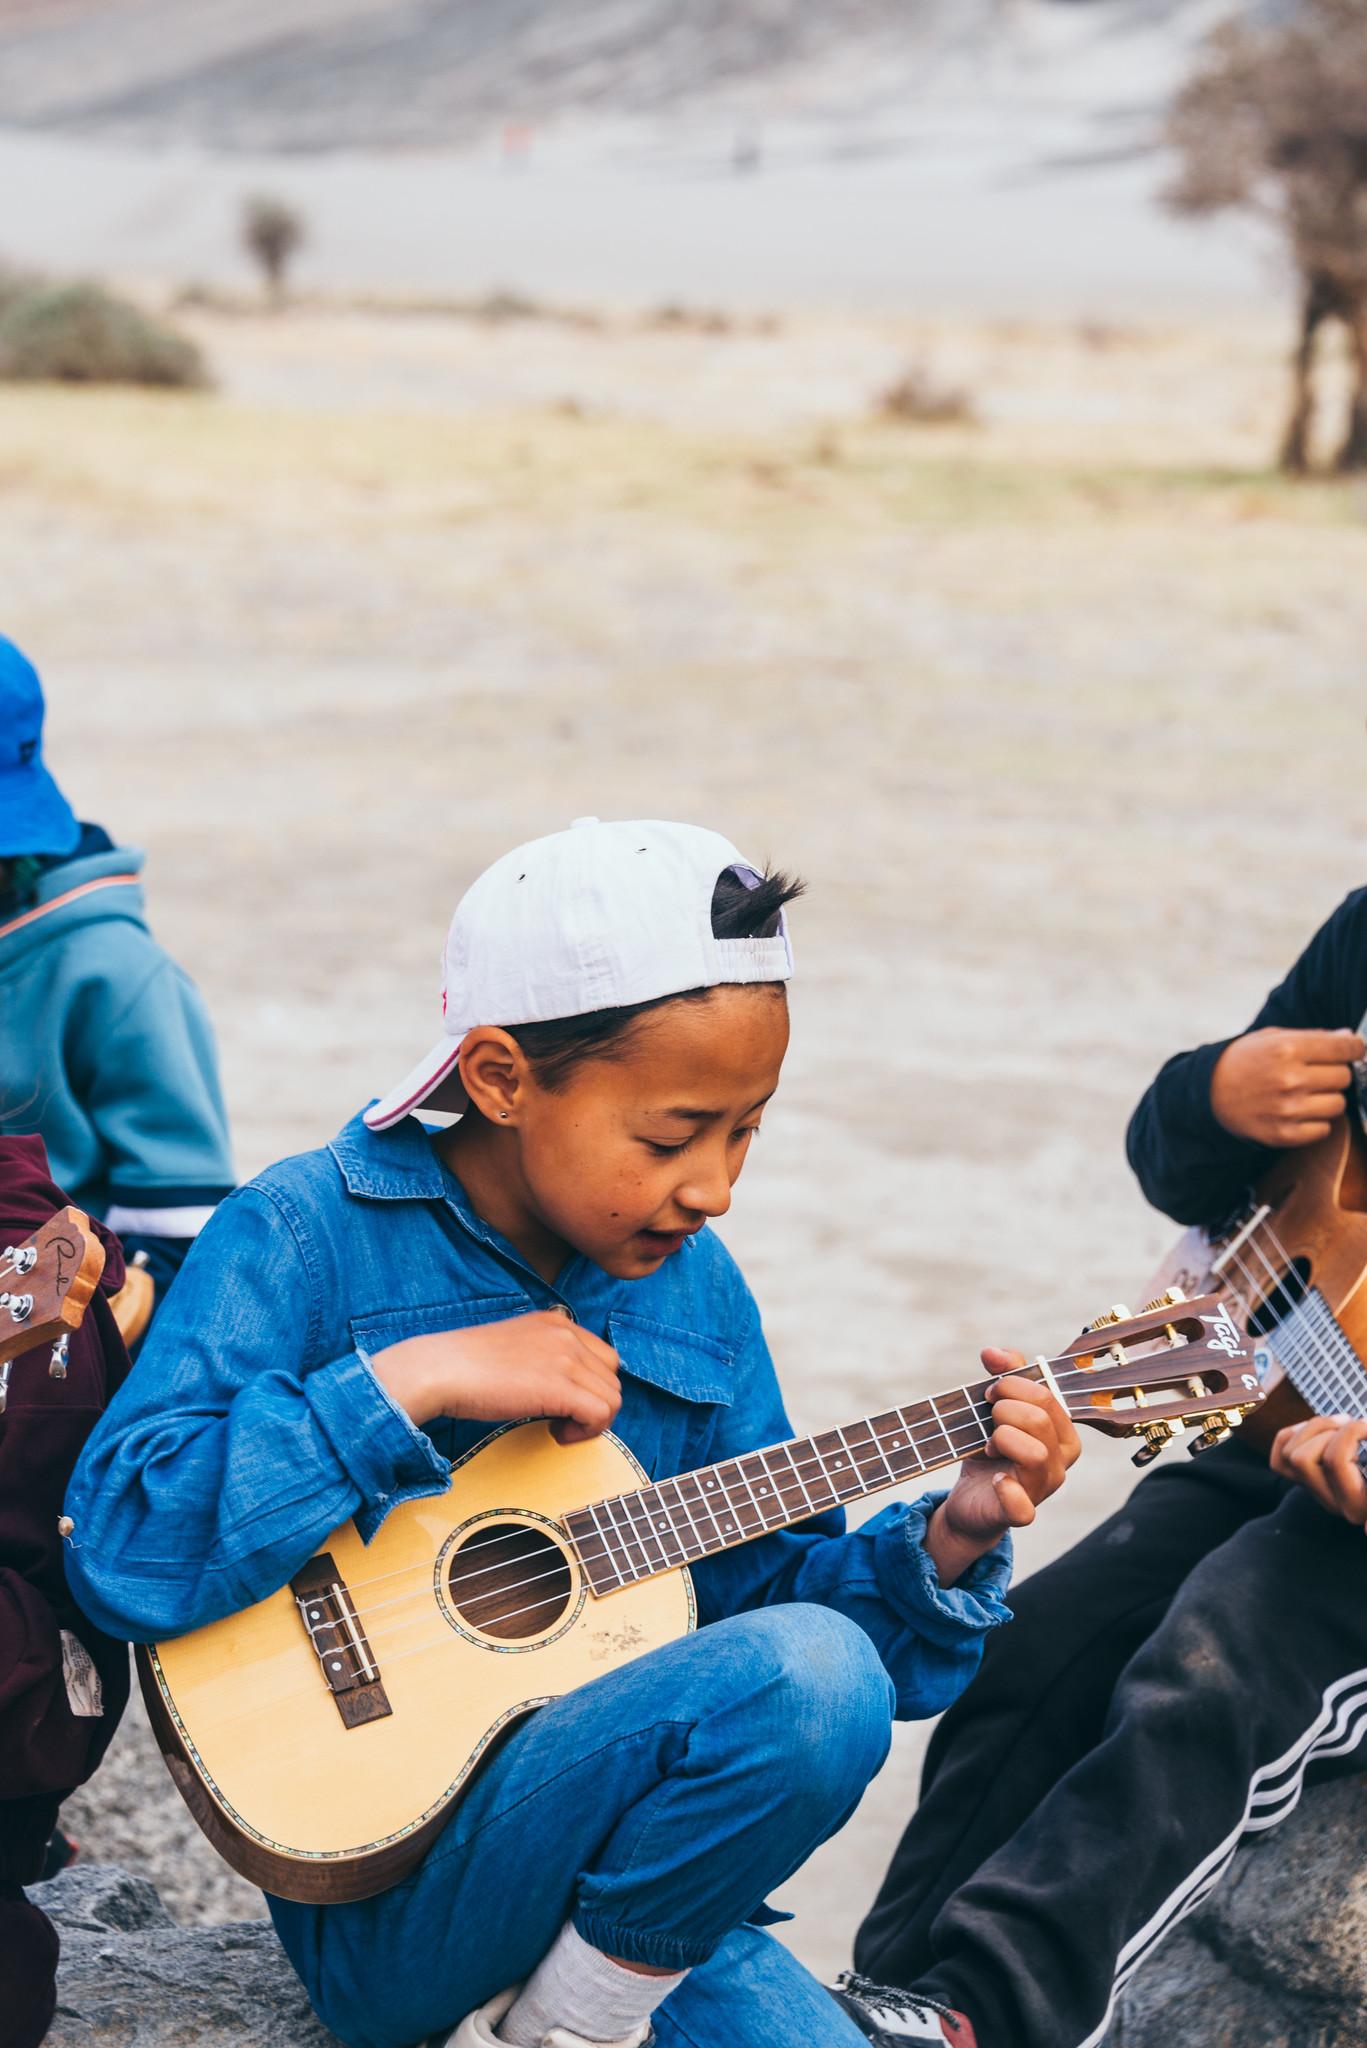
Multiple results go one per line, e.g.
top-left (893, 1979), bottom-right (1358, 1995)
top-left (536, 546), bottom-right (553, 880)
top-left (1188, 1409), bottom-right (1240, 1457)
top-left (1132, 1420), bottom-right (1177, 1468)
top-left (1088, 1305), bottom-right (1132, 1331)
top-left (1141, 1287), bottom-right (1187, 1312)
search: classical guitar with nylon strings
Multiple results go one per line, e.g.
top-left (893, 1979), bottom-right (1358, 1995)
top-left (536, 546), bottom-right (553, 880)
top-left (138, 1291), bottom-right (1260, 1905)
top-left (1143, 1112), bottom-right (1367, 1474)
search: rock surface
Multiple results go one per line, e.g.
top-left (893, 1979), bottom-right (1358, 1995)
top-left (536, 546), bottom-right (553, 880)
top-left (1107, 1776), bottom-right (1367, 2048)
top-left (29, 1864), bottom-right (342, 2047)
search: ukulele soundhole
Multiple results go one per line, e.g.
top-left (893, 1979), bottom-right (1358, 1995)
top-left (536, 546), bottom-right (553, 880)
top-left (444, 1520), bottom-right (575, 1642)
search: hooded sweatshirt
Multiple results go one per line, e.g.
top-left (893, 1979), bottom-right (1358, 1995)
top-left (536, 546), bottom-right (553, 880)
top-left (0, 831), bottom-right (234, 1299)
top-left (0, 1135), bottom-right (132, 1883)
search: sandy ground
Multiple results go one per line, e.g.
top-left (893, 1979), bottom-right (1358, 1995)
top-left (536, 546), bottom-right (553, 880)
top-left (11, 297), bottom-right (1365, 1994)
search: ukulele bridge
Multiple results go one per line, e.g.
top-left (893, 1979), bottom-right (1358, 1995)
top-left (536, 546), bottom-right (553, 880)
top-left (290, 1550), bottom-right (392, 1729)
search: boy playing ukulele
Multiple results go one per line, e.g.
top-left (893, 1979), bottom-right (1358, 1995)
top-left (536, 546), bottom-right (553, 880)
top-left (66, 820), bottom-right (1077, 2048)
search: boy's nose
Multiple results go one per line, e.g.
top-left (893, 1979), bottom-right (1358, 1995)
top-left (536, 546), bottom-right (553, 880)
top-left (678, 1160), bottom-right (732, 1220)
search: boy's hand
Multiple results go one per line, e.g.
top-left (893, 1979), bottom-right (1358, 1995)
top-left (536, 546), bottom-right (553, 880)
top-left (1270, 1414), bottom-right (1367, 1525)
top-left (1210, 1027), bottom-right (1363, 1149)
top-left (371, 1310), bottom-right (623, 1443)
top-left (926, 1351), bottom-right (1080, 1587)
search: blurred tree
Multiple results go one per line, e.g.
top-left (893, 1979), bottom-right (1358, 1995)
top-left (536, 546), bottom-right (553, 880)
top-left (1166, 0), bottom-right (1367, 473)
top-left (241, 194), bottom-right (306, 306)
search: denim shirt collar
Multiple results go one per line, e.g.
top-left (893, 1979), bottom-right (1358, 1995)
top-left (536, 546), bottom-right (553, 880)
top-left (331, 1112), bottom-right (453, 1204)
top-left (330, 1110), bottom-right (588, 1297)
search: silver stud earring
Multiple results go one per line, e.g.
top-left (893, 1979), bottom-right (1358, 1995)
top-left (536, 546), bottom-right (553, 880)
top-left (499, 1112), bottom-right (509, 1120)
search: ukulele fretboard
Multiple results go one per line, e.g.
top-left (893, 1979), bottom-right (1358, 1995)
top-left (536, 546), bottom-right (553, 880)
top-left (563, 1379), bottom-right (1004, 1596)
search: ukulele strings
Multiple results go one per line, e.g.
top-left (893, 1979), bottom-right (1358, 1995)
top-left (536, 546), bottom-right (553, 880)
top-left (182, 1334), bottom-right (1229, 1730)
top-left (274, 1346), bottom-right (1214, 1622)
top-left (266, 1324), bottom-right (1231, 1695)
top-left (1212, 1212), bottom-right (1367, 1417)
top-left (188, 1402), bottom-right (1019, 1730)
top-left (329, 1401), bottom-right (1005, 1636)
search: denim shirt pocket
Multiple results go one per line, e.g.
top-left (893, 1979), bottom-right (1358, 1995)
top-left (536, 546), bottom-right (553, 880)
top-left (351, 1294), bottom-right (531, 1466)
top-left (606, 1308), bottom-right (736, 1479)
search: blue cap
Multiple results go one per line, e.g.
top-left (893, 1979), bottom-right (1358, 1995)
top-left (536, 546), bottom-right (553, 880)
top-left (0, 637), bottom-right (80, 858)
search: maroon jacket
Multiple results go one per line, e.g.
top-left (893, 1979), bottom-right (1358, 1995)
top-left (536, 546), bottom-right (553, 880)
top-left (0, 1136), bottom-right (132, 1883)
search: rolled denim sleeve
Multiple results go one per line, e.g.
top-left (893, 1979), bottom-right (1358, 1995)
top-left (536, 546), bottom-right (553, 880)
top-left (64, 1185), bottom-right (449, 1643)
top-left (689, 1311), bottom-right (1013, 1720)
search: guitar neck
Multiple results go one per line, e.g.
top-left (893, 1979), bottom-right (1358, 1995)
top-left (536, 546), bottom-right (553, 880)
top-left (564, 1368), bottom-right (1027, 1597)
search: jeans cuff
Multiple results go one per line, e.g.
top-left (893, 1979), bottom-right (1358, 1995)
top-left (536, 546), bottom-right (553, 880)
top-left (572, 1909), bottom-right (719, 1972)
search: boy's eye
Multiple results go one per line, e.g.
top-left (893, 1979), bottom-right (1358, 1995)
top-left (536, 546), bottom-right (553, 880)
top-left (645, 1139), bottom-right (690, 1158)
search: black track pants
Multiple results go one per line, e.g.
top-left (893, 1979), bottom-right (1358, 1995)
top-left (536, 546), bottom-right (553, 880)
top-left (854, 1439), bottom-right (1367, 2048)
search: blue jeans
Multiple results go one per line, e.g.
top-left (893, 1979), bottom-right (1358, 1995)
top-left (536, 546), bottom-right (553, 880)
top-left (271, 1605), bottom-right (894, 2048)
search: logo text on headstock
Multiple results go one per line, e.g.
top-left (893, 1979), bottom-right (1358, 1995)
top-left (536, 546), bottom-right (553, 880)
top-left (1201, 1304), bottom-right (1245, 1360)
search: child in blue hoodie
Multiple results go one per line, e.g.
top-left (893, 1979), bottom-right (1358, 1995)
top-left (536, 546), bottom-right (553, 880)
top-left (0, 636), bottom-right (234, 1315)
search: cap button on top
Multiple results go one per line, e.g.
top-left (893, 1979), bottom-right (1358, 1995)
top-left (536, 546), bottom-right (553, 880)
top-left (570, 816), bottom-right (599, 829)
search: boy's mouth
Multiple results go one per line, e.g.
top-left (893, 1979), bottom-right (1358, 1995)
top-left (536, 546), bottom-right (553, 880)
top-left (636, 1225), bottom-right (696, 1256)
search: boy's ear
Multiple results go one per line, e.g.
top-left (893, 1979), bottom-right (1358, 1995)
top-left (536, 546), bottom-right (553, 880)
top-left (458, 1027), bottom-right (529, 1123)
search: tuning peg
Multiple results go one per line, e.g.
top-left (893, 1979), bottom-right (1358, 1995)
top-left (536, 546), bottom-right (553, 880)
top-left (1132, 1420), bottom-right (1176, 1467)
top-left (1141, 1287), bottom-right (1187, 1312)
top-left (1088, 1305), bottom-right (1133, 1331)
top-left (1188, 1410), bottom-right (1238, 1456)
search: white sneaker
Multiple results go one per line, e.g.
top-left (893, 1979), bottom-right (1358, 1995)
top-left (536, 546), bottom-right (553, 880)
top-left (430, 1986), bottom-right (655, 2048)
top-left (828, 1973), bottom-right (978, 2045)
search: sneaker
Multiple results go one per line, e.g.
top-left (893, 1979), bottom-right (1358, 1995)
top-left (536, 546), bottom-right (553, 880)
top-left (429, 1986), bottom-right (655, 2048)
top-left (829, 1972), bottom-right (978, 2046)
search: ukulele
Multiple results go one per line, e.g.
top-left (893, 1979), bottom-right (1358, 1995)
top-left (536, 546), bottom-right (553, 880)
top-left (1144, 1113), bottom-right (1367, 1470)
top-left (138, 1291), bottom-right (1259, 1904)
top-left (0, 1207), bottom-right (106, 1412)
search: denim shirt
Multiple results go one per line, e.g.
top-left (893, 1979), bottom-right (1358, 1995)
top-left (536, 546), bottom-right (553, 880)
top-left (65, 1114), bottom-right (1011, 1719)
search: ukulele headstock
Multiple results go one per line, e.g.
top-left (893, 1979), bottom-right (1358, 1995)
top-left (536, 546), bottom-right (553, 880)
top-left (0, 1207), bottom-right (106, 1409)
top-left (1043, 1289), bottom-right (1264, 1466)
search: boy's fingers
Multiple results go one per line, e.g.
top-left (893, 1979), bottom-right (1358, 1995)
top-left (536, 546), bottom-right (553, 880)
top-left (991, 1473), bottom-right (1037, 1527)
top-left (1291, 1091), bottom-right (1352, 1121)
top-left (1324, 1424), bottom-right (1367, 1522)
top-left (569, 1325), bottom-right (621, 1369)
top-left (1297, 1029), bottom-right (1366, 1064)
top-left (985, 1423), bottom-right (1050, 1471)
top-left (986, 1400), bottom-right (1059, 1441)
top-left (988, 1378), bottom-right (1081, 1458)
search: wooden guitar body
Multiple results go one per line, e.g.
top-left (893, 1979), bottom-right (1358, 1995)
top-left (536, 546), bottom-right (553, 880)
top-left (138, 1421), bottom-right (694, 1904)
top-left (1145, 1116), bottom-right (1367, 1455)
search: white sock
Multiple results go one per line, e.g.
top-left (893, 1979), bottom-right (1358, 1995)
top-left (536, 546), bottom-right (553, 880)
top-left (497, 1923), bottom-right (686, 2047)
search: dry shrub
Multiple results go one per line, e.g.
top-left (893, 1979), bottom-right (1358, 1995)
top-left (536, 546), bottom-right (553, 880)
top-left (877, 363), bottom-right (976, 427)
top-left (0, 281), bottom-right (208, 388)
top-left (241, 194), bottom-right (306, 304)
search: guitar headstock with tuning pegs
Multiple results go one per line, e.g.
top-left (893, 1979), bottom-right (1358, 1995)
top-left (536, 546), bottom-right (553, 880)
top-left (1041, 1289), bottom-right (1264, 1467)
top-left (0, 1207), bottom-right (106, 1413)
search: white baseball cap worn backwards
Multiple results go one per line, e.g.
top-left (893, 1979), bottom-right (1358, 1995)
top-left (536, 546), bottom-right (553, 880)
top-left (364, 817), bottom-right (794, 1131)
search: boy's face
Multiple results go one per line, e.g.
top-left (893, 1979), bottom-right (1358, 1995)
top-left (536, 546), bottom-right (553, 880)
top-left (516, 984), bottom-right (790, 1279)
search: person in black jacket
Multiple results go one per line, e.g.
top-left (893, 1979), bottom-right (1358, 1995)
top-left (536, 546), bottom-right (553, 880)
top-left (0, 1136), bottom-right (132, 2048)
top-left (835, 893), bottom-right (1367, 2048)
